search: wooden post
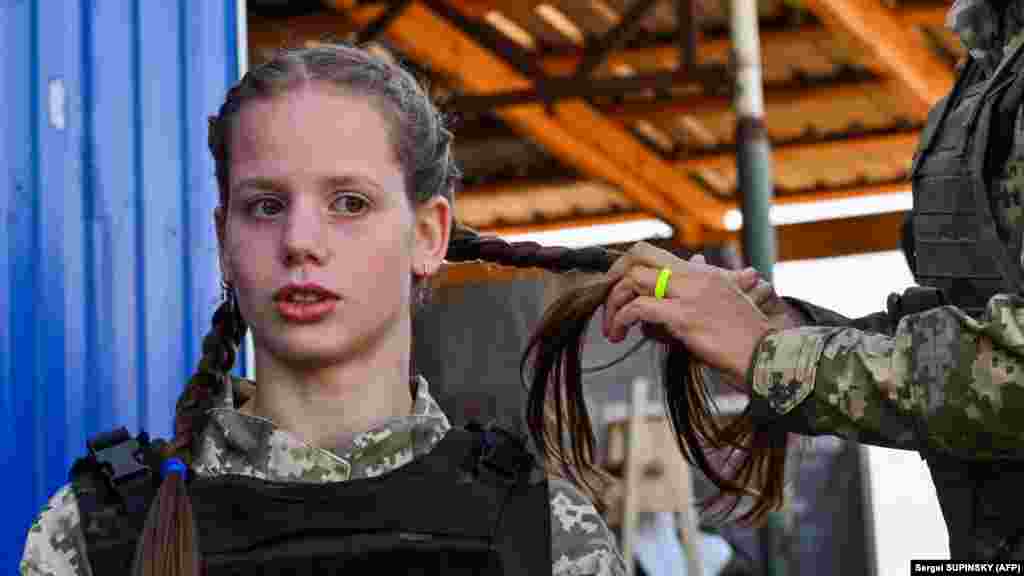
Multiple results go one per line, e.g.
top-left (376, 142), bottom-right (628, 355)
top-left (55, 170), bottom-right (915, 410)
top-left (621, 376), bottom-right (648, 576)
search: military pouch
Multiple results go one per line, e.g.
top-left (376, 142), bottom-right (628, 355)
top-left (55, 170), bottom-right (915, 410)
top-left (886, 286), bottom-right (948, 325)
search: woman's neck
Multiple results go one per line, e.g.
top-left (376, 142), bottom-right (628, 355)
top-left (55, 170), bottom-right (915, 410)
top-left (242, 332), bottom-right (414, 452)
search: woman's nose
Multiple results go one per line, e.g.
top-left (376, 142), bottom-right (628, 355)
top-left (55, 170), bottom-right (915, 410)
top-left (281, 201), bottom-right (329, 266)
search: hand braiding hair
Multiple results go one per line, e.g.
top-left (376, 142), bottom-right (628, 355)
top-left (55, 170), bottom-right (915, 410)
top-left (447, 224), bottom-right (788, 523)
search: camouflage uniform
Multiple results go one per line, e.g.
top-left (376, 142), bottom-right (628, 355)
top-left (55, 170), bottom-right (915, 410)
top-left (968, 0), bottom-right (1024, 238)
top-left (748, 295), bottom-right (1024, 458)
top-left (745, 1), bottom-right (1024, 560)
top-left (20, 375), bottom-right (627, 576)
top-left (745, 0), bottom-right (1024, 460)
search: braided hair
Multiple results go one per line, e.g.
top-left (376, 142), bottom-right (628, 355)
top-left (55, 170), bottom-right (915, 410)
top-left (133, 43), bottom-right (787, 576)
top-left (164, 286), bottom-right (247, 466)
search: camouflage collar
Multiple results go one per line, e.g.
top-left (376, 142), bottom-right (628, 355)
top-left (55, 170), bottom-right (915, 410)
top-left (191, 374), bottom-right (451, 483)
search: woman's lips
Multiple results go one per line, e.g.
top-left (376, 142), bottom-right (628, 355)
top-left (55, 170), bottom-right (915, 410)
top-left (275, 299), bottom-right (337, 323)
top-left (272, 282), bottom-right (340, 323)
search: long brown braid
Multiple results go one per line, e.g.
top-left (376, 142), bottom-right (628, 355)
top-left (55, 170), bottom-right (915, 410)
top-left (164, 285), bottom-right (247, 465)
top-left (132, 285), bottom-right (247, 576)
top-left (132, 43), bottom-right (788, 575)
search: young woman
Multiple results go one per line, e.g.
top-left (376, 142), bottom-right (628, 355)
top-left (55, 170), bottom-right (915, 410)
top-left (19, 44), bottom-right (631, 576)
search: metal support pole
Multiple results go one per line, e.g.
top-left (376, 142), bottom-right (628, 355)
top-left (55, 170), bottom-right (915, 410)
top-left (730, 1), bottom-right (786, 575)
top-left (730, 0), bottom-right (776, 282)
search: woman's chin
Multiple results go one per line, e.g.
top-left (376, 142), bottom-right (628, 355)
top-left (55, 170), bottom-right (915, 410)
top-left (262, 331), bottom-right (356, 369)
top-left (251, 309), bottom-right (397, 370)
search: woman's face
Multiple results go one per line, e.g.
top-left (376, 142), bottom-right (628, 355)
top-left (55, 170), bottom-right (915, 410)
top-left (217, 84), bottom-right (444, 370)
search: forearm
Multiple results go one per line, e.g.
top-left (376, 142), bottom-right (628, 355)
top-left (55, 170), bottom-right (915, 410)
top-left (747, 294), bottom-right (1024, 459)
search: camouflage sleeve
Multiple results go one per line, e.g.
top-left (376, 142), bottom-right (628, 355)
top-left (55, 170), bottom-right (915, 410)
top-left (20, 484), bottom-right (92, 576)
top-left (548, 478), bottom-right (627, 576)
top-left (748, 294), bottom-right (1024, 458)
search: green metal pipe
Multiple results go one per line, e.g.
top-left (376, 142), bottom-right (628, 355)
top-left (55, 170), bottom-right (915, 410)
top-left (731, 0), bottom-right (778, 282)
top-left (737, 122), bottom-right (777, 281)
top-left (731, 0), bottom-right (786, 574)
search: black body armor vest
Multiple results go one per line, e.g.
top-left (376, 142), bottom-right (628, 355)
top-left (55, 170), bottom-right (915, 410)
top-left (904, 39), bottom-right (1024, 560)
top-left (71, 423), bottom-right (552, 575)
top-left (911, 48), bottom-right (1024, 315)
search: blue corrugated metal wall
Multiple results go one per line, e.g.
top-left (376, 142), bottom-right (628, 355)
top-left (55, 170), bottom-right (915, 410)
top-left (1, 0), bottom-right (240, 565)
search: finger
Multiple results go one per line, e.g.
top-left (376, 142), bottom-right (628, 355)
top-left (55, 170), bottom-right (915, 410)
top-left (624, 264), bottom-right (669, 299)
top-left (734, 267), bottom-right (760, 293)
top-left (617, 241), bottom-right (680, 275)
top-left (690, 253), bottom-right (706, 265)
top-left (608, 296), bottom-right (680, 343)
top-left (606, 252), bottom-right (633, 283)
top-left (603, 277), bottom-right (642, 337)
top-left (606, 241), bottom-right (665, 281)
top-left (747, 279), bottom-right (775, 307)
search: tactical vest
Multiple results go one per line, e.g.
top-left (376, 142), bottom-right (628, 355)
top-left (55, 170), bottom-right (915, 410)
top-left (900, 39), bottom-right (1024, 560)
top-left (71, 423), bottom-right (552, 575)
top-left (910, 46), bottom-right (1024, 316)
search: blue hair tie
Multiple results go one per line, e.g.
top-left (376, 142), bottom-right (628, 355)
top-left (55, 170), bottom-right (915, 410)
top-left (161, 457), bottom-right (188, 481)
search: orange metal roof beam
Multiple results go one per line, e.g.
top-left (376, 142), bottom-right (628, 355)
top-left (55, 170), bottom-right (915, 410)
top-left (326, 0), bottom-right (732, 243)
top-left (603, 77), bottom-right (889, 122)
top-left (463, 179), bottom-right (909, 220)
top-left (901, 5), bottom-right (948, 27)
top-left (539, 5), bottom-right (949, 76)
top-left (800, 0), bottom-right (954, 113)
top-left (681, 131), bottom-right (919, 170)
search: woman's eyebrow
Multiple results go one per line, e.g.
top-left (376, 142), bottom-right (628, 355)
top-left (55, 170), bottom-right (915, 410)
top-left (230, 174), bottom-right (384, 196)
top-left (231, 177), bottom-right (281, 195)
top-left (322, 174), bottom-right (382, 192)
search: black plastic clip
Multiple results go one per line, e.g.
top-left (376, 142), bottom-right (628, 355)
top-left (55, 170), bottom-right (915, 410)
top-left (467, 421), bottom-right (534, 485)
top-left (88, 427), bottom-right (151, 486)
top-left (887, 286), bottom-right (947, 325)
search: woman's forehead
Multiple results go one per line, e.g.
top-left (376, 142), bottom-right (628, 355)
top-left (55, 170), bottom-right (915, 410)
top-left (228, 85), bottom-right (401, 182)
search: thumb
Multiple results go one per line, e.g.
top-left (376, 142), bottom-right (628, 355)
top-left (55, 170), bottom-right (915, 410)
top-left (735, 267), bottom-right (760, 292)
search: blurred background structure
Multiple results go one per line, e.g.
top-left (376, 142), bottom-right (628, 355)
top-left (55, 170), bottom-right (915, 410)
top-left (3, 0), bottom-right (961, 572)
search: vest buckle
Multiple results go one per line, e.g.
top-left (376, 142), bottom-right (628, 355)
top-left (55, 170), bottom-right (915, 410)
top-left (87, 427), bottom-right (151, 486)
top-left (468, 421), bottom-right (534, 485)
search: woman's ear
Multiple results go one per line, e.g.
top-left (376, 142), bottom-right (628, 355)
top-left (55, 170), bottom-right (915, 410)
top-left (413, 196), bottom-right (452, 276)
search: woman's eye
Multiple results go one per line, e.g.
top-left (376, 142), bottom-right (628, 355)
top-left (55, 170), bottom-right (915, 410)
top-left (248, 198), bottom-right (284, 218)
top-left (331, 193), bottom-right (370, 215)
